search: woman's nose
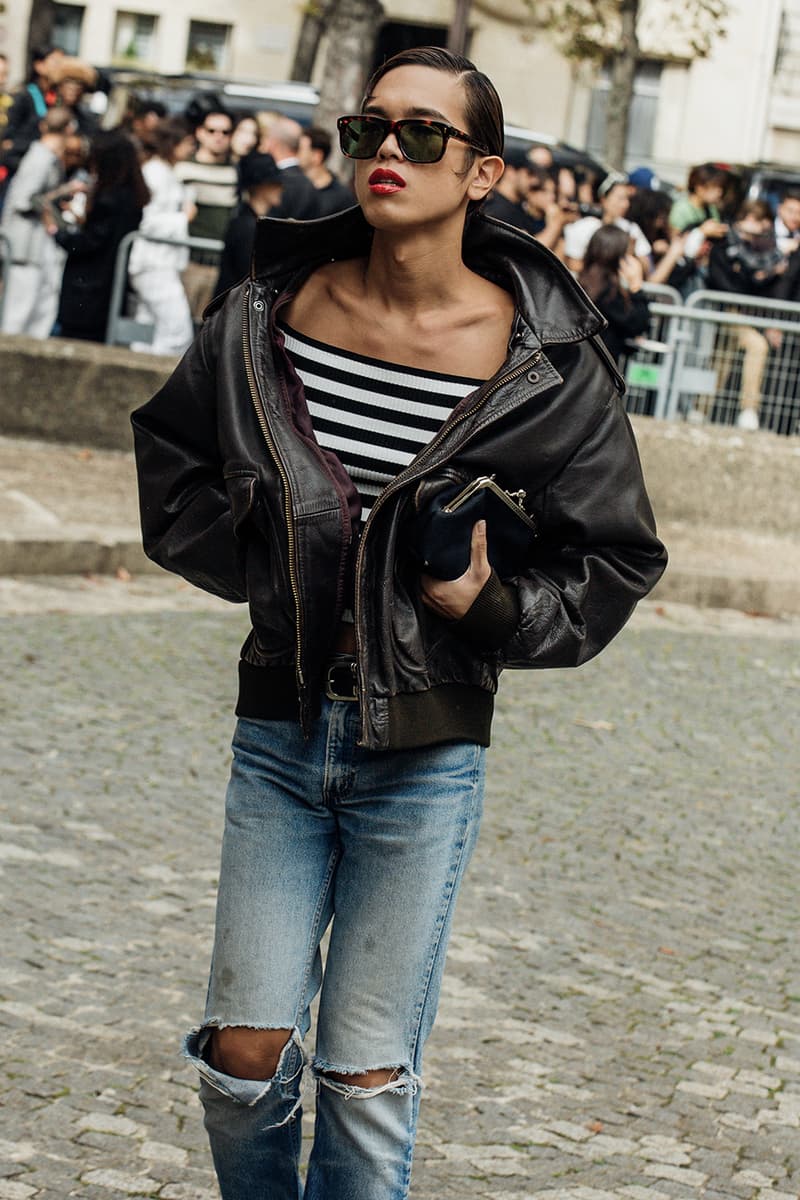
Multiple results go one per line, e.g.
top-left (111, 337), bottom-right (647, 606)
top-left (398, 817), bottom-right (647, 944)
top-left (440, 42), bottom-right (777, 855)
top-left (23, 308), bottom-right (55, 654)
top-left (376, 130), bottom-right (403, 160)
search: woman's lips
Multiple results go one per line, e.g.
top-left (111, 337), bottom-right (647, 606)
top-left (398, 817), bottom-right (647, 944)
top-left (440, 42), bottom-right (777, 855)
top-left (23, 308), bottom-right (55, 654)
top-left (368, 169), bottom-right (406, 194)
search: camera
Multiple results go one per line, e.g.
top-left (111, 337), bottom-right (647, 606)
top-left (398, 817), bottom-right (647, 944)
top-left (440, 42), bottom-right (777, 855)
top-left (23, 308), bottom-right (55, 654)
top-left (578, 203), bottom-right (602, 218)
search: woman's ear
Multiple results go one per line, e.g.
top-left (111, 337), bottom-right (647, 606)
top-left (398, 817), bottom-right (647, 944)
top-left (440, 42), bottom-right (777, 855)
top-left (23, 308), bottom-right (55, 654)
top-left (467, 154), bottom-right (505, 204)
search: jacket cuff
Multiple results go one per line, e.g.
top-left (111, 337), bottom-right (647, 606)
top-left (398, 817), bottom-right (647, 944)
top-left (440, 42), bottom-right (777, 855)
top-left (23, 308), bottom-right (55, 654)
top-left (452, 569), bottom-right (520, 651)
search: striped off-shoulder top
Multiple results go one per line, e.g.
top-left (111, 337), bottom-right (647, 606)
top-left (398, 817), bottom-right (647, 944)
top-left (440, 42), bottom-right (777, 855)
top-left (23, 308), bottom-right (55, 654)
top-left (279, 321), bottom-right (484, 521)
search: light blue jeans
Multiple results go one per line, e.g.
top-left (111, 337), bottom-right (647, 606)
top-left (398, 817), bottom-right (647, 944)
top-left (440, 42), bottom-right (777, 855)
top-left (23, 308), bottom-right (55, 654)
top-left (184, 697), bottom-right (485, 1199)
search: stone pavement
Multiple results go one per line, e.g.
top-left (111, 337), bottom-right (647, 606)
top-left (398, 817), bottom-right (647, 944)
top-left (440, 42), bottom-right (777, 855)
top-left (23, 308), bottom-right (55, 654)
top-left (1, 580), bottom-right (799, 1199)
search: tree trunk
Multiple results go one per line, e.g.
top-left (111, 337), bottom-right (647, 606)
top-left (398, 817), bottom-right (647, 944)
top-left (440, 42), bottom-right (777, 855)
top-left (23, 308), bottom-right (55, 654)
top-left (26, 0), bottom-right (55, 62)
top-left (603, 0), bottom-right (640, 170)
top-left (448, 0), bottom-right (472, 56)
top-left (315, 0), bottom-right (384, 177)
top-left (289, 2), bottom-right (330, 82)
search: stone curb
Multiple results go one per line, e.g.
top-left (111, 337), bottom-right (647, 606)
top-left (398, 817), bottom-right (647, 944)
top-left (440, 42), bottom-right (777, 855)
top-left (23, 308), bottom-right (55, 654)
top-left (0, 535), bottom-right (157, 577)
top-left (2, 531), bottom-right (799, 616)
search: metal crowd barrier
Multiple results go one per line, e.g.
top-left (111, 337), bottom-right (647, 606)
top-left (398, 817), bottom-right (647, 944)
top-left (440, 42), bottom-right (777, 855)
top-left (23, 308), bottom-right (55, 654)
top-left (0, 231), bottom-right (11, 328)
top-left (105, 230), bottom-right (224, 347)
top-left (109, 235), bottom-right (800, 436)
top-left (622, 282), bottom-right (681, 420)
top-left (623, 288), bottom-right (800, 435)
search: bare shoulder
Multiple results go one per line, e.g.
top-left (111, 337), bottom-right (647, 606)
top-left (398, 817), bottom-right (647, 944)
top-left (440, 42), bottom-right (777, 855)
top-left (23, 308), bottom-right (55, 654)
top-left (283, 259), bottom-right (366, 342)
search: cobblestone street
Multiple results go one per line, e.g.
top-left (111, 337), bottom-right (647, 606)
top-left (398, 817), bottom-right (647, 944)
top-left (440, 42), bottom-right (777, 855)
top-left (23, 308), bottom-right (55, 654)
top-left (2, 584), bottom-right (799, 1199)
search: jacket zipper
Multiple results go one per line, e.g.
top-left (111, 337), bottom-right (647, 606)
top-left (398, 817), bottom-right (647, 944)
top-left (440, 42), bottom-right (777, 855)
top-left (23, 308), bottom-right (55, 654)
top-left (354, 347), bottom-right (542, 743)
top-left (241, 288), bottom-right (307, 707)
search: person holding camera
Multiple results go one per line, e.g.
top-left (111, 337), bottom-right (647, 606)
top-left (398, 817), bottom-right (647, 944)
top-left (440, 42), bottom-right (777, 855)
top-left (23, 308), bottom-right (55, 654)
top-left (564, 171), bottom-right (651, 275)
top-left (522, 164), bottom-right (578, 255)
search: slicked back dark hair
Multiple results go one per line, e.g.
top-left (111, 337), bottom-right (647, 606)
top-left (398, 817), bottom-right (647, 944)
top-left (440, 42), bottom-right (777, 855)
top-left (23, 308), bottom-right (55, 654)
top-left (363, 45), bottom-right (504, 163)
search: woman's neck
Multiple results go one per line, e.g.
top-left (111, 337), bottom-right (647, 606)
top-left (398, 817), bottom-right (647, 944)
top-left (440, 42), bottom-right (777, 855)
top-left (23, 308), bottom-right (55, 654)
top-left (363, 222), bottom-right (472, 317)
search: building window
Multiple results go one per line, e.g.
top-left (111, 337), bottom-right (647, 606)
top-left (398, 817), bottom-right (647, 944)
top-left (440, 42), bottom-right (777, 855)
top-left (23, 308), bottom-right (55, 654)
top-left (113, 11), bottom-right (158, 64)
top-left (52, 4), bottom-right (85, 56)
top-left (586, 60), bottom-right (663, 167)
top-left (186, 21), bottom-right (230, 72)
top-left (372, 22), bottom-right (450, 74)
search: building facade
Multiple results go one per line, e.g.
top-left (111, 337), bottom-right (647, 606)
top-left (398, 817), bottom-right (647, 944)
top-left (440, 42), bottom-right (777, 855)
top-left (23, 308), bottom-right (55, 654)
top-left (1, 0), bottom-right (799, 183)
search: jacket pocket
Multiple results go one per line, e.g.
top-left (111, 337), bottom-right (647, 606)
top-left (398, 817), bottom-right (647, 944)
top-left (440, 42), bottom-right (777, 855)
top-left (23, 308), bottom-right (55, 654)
top-left (224, 469), bottom-right (258, 536)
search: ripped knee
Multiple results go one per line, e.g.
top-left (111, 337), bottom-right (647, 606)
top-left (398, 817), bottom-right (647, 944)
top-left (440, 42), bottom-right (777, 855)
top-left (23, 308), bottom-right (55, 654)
top-left (314, 1062), bottom-right (420, 1099)
top-left (207, 1026), bottom-right (295, 1081)
top-left (325, 1067), bottom-right (400, 1088)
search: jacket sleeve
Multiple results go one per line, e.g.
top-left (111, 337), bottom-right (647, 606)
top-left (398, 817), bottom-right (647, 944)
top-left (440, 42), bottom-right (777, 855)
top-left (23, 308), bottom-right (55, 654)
top-left (708, 240), bottom-right (746, 293)
top-left (500, 392), bottom-right (667, 669)
top-left (130, 310), bottom-right (248, 602)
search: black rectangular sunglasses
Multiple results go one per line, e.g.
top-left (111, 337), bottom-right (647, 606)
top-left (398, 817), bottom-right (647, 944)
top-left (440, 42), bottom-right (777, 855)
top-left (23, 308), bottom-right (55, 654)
top-left (337, 114), bottom-right (490, 164)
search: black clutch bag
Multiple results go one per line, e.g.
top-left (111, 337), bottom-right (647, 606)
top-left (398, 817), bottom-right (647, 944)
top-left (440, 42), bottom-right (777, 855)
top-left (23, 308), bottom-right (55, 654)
top-left (414, 474), bottom-right (537, 580)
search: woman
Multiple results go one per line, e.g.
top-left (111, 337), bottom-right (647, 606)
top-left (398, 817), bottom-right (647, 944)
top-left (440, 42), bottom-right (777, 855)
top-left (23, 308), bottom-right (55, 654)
top-left (706, 198), bottom-right (787, 430)
top-left (579, 224), bottom-right (652, 364)
top-left (230, 112), bottom-right (259, 162)
top-left (128, 116), bottom-right (196, 355)
top-left (55, 129), bottom-right (148, 342)
top-left (132, 47), bottom-right (666, 1199)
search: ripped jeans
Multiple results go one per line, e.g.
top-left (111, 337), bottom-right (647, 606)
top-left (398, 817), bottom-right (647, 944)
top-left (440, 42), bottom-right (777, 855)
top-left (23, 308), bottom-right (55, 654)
top-left (184, 698), bottom-right (485, 1199)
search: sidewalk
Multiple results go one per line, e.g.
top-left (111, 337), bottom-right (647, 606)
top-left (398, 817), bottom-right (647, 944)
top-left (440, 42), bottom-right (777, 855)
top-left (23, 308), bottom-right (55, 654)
top-left (1, 434), bottom-right (799, 615)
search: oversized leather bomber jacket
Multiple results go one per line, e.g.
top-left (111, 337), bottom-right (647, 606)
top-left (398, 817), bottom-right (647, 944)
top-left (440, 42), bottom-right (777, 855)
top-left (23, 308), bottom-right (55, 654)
top-left (131, 206), bottom-right (667, 750)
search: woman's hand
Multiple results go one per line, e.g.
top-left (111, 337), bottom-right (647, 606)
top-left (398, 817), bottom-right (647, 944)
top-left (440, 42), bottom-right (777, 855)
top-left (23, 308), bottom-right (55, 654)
top-left (700, 218), bottom-right (728, 239)
top-left (420, 520), bottom-right (491, 620)
top-left (619, 253), bottom-right (644, 293)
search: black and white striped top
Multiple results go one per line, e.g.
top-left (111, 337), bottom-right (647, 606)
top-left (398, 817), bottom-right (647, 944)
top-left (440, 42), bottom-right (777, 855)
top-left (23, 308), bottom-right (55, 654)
top-left (279, 322), bottom-right (483, 520)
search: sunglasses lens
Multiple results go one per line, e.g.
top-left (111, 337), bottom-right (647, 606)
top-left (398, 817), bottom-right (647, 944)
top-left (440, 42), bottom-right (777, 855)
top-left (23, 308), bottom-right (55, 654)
top-left (398, 121), bottom-right (444, 163)
top-left (339, 117), bottom-right (384, 159)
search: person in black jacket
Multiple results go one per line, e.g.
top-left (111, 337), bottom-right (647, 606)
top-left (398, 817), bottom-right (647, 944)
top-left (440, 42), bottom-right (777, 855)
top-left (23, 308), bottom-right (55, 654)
top-left (131, 47), bottom-right (666, 1200)
top-left (55, 129), bottom-right (148, 341)
top-left (482, 145), bottom-right (544, 236)
top-left (0, 45), bottom-right (64, 188)
top-left (298, 125), bottom-right (354, 216)
top-left (578, 224), bottom-right (651, 364)
top-left (258, 113), bottom-right (319, 220)
top-left (214, 152), bottom-right (283, 296)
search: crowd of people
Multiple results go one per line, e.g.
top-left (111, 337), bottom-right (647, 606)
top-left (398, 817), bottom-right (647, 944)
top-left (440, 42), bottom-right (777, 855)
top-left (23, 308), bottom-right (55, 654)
top-left (484, 146), bottom-right (800, 429)
top-left (2, 43), bottom-right (800, 430)
top-left (0, 46), bottom-right (355, 354)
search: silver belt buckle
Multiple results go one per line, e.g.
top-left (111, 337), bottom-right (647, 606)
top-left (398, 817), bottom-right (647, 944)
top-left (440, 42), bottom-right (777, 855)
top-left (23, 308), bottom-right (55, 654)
top-left (325, 657), bottom-right (358, 702)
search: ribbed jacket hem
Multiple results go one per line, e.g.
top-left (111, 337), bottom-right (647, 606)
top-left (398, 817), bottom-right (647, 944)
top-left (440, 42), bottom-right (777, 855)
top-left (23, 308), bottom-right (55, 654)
top-left (235, 662), bottom-right (493, 748)
top-left (385, 683), bottom-right (494, 749)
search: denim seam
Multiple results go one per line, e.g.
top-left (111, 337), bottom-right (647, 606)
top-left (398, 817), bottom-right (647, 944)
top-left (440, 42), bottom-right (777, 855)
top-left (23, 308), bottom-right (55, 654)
top-left (408, 742), bottom-right (483, 1071)
top-left (293, 847), bottom-right (340, 1031)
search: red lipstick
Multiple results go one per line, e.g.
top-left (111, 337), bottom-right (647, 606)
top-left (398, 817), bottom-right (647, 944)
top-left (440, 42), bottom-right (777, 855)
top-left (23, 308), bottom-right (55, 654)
top-left (368, 168), bottom-right (406, 194)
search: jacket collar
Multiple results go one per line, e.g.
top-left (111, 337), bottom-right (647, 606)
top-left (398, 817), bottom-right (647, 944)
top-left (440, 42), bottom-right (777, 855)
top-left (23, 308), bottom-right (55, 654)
top-left (251, 204), bottom-right (604, 346)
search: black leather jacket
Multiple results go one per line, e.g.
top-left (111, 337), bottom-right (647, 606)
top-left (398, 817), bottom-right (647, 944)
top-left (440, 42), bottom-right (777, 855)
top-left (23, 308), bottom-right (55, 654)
top-left (131, 206), bottom-right (667, 750)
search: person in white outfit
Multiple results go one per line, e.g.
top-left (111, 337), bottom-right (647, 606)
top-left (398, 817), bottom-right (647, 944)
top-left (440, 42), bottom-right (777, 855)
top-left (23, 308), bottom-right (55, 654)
top-left (564, 171), bottom-right (651, 275)
top-left (128, 118), bottom-right (197, 356)
top-left (1, 106), bottom-right (73, 337)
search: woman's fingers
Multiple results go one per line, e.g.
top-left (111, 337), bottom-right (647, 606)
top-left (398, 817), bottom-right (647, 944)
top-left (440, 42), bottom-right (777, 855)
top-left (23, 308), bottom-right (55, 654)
top-left (470, 520), bottom-right (490, 576)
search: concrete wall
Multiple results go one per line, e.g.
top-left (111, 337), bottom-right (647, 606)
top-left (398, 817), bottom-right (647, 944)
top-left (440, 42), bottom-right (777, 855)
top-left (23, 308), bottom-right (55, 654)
top-left (0, 335), bottom-right (170, 451)
top-left (1, 333), bottom-right (797, 540)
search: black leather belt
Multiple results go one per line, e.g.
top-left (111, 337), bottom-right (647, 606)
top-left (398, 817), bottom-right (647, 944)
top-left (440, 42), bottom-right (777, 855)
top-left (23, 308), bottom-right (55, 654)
top-left (324, 654), bottom-right (359, 702)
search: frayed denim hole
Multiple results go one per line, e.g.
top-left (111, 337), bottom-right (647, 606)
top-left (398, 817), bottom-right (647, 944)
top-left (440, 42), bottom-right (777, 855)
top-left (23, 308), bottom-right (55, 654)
top-left (313, 1063), bottom-right (421, 1100)
top-left (184, 1024), bottom-right (306, 1109)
